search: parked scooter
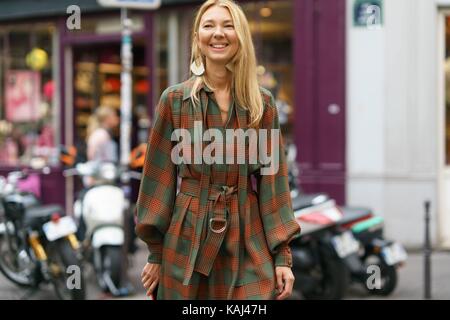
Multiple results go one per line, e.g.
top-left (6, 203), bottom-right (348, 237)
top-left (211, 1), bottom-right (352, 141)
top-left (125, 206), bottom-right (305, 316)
top-left (290, 196), bottom-right (360, 299)
top-left (63, 161), bottom-right (140, 297)
top-left (0, 168), bottom-right (85, 300)
top-left (286, 143), bottom-right (407, 296)
top-left (341, 207), bottom-right (407, 295)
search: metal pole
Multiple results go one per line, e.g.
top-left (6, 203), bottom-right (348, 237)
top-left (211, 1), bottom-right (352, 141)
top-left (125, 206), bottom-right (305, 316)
top-left (424, 200), bottom-right (431, 300)
top-left (120, 7), bottom-right (133, 293)
top-left (121, 8), bottom-right (133, 168)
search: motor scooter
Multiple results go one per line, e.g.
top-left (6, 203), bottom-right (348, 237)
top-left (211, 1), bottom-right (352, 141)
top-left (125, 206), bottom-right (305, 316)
top-left (286, 143), bottom-right (407, 296)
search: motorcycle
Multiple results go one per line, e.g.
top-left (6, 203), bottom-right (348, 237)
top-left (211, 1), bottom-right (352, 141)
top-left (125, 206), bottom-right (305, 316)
top-left (290, 196), bottom-right (358, 299)
top-left (63, 161), bottom-right (140, 297)
top-left (341, 207), bottom-right (408, 295)
top-left (0, 169), bottom-right (85, 300)
top-left (286, 143), bottom-right (407, 297)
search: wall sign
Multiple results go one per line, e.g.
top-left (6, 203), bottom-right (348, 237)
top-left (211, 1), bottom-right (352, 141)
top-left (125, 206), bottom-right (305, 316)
top-left (353, 0), bottom-right (383, 28)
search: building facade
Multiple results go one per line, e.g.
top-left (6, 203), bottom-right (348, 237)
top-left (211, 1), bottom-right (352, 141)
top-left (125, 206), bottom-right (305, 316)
top-left (0, 0), bottom-right (347, 215)
top-left (346, 0), bottom-right (450, 248)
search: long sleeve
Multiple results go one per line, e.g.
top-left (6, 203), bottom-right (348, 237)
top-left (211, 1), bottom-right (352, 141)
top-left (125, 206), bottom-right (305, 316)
top-left (135, 89), bottom-right (177, 264)
top-left (256, 90), bottom-right (301, 268)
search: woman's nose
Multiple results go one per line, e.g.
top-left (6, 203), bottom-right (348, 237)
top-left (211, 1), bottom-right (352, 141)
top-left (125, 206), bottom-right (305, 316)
top-left (213, 27), bottom-right (225, 38)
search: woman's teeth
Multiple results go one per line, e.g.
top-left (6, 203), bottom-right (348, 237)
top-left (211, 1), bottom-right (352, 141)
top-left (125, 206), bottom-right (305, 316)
top-left (211, 44), bottom-right (227, 48)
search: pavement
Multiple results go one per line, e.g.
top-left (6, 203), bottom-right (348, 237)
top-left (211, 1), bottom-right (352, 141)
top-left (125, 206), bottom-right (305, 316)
top-left (0, 242), bottom-right (449, 300)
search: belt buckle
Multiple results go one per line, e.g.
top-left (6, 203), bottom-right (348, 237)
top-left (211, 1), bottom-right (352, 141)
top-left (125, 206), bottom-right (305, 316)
top-left (221, 185), bottom-right (234, 196)
top-left (209, 217), bottom-right (227, 233)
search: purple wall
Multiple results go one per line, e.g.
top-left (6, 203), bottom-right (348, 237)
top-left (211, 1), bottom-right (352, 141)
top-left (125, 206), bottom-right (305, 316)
top-left (295, 0), bottom-right (347, 204)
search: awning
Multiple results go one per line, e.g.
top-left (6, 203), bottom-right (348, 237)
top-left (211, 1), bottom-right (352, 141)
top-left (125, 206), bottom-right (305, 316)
top-left (0, 0), bottom-right (202, 22)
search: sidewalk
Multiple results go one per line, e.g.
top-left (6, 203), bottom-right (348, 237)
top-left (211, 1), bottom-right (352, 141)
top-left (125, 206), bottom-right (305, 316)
top-left (1, 243), bottom-right (449, 300)
top-left (346, 250), bottom-right (450, 300)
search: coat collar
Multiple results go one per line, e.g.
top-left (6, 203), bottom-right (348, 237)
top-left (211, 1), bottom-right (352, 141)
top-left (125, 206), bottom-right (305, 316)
top-left (182, 75), bottom-right (213, 101)
top-left (181, 75), bottom-right (247, 130)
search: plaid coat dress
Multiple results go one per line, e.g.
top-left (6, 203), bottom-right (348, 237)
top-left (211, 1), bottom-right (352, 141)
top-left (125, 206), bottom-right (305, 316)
top-left (135, 76), bottom-right (301, 300)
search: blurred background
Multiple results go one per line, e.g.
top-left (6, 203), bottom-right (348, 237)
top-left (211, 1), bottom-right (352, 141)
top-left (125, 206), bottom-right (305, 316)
top-left (0, 0), bottom-right (448, 300)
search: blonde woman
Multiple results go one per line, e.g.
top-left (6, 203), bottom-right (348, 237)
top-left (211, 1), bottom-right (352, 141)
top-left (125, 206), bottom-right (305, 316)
top-left (136, 0), bottom-right (300, 300)
top-left (86, 106), bottom-right (119, 163)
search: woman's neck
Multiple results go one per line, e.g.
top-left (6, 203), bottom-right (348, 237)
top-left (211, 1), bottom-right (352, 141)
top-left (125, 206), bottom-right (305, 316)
top-left (204, 61), bottom-right (232, 91)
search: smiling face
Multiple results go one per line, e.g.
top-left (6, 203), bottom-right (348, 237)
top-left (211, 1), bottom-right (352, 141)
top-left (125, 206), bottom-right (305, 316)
top-left (197, 5), bottom-right (239, 66)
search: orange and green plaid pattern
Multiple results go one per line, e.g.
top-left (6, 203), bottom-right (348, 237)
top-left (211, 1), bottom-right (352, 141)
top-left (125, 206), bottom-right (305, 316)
top-left (135, 76), bottom-right (301, 299)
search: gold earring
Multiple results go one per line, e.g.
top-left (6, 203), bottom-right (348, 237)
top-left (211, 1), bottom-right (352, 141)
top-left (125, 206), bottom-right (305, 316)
top-left (190, 59), bottom-right (205, 76)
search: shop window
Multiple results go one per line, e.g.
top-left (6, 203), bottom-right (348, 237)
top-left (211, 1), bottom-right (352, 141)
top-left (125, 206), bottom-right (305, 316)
top-left (155, 12), bottom-right (169, 99)
top-left (73, 42), bottom-right (150, 161)
top-left (243, 0), bottom-right (294, 142)
top-left (0, 23), bottom-right (59, 167)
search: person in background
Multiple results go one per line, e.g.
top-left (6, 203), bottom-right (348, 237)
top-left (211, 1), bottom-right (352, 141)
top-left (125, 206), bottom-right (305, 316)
top-left (76, 106), bottom-right (120, 242)
top-left (86, 106), bottom-right (120, 163)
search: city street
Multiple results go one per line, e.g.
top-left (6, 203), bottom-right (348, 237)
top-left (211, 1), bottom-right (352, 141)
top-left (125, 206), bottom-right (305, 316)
top-left (1, 242), bottom-right (449, 300)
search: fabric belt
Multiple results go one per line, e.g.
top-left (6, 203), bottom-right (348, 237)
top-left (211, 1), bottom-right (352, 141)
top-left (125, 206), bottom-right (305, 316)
top-left (179, 178), bottom-right (248, 278)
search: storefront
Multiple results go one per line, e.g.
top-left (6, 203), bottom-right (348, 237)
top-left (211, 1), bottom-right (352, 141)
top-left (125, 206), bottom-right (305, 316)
top-left (0, 19), bottom-right (65, 206)
top-left (154, 0), bottom-right (347, 204)
top-left (0, 0), bottom-right (347, 211)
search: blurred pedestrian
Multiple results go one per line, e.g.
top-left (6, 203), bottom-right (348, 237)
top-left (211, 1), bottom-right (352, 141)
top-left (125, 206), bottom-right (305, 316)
top-left (86, 105), bottom-right (119, 163)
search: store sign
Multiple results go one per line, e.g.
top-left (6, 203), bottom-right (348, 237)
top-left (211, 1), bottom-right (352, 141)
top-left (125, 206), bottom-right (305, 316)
top-left (353, 0), bottom-right (383, 28)
top-left (97, 0), bottom-right (161, 9)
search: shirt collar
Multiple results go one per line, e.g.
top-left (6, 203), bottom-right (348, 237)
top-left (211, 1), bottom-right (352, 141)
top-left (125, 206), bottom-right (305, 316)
top-left (182, 76), bottom-right (213, 101)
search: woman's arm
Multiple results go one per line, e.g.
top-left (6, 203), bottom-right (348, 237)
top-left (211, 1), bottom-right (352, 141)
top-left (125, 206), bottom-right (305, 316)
top-left (135, 89), bottom-right (177, 264)
top-left (257, 90), bottom-right (301, 268)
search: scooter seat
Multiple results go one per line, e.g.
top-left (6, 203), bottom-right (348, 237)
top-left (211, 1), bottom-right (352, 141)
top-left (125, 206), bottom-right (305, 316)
top-left (338, 207), bottom-right (372, 225)
top-left (23, 205), bottom-right (65, 228)
top-left (291, 193), bottom-right (330, 211)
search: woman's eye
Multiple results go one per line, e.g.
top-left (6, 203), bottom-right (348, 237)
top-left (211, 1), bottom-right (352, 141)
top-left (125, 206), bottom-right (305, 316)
top-left (203, 24), bottom-right (213, 28)
top-left (225, 25), bottom-right (234, 29)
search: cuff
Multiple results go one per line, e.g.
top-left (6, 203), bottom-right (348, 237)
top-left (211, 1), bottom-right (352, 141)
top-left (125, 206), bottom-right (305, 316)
top-left (146, 244), bottom-right (162, 264)
top-left (273, 245), bottom-right (293, 267)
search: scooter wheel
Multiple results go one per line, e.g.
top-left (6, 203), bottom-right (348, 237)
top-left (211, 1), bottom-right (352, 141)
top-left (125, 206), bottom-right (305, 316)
top-left (364, 254), bottom-right (398, 296)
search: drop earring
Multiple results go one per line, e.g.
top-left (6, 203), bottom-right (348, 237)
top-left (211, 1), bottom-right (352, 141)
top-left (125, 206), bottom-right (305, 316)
top-left (190, 59), bottom-right (205, 76)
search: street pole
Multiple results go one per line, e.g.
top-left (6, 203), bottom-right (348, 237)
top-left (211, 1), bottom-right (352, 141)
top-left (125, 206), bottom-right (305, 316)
top-left (121, 8), bottom-right (133, 168)
top-left (424, 200), bottom-right (431, 300)
top-left (120, 7), bottom-right (133, 293)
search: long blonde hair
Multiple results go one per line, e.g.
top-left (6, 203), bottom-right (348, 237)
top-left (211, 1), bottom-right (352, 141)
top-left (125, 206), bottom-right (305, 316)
top-left (190, 0), bottom-right (263, 128)
top-left (86, 106), bottom-right (117, 140)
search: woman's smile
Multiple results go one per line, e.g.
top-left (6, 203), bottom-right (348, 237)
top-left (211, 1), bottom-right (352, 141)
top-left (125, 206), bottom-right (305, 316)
top-left (198, 6), bottom-right (238, 64)
top-left (209, 43), bottom-right (229, 50)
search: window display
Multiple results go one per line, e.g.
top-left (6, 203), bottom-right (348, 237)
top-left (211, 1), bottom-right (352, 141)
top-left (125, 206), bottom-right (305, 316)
top-left (0, 23), bottom-right (58, 167)
top-left (73, 44), bottom-right (150, 160)
top-left (243, 0), bottom-right (294, 141)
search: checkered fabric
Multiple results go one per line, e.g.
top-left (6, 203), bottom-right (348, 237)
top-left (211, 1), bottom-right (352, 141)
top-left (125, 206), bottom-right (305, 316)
top-left (135, 76), bottom-right (301, 299)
